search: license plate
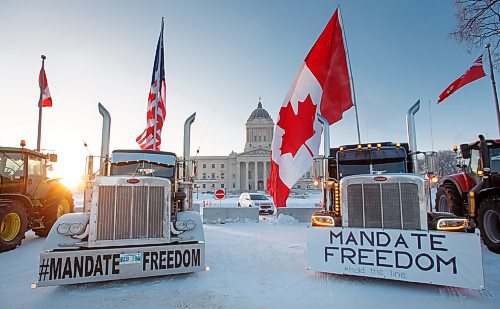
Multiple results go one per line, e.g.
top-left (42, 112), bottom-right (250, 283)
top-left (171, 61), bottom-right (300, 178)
top-left (120, 253), bottom-right (142, 264)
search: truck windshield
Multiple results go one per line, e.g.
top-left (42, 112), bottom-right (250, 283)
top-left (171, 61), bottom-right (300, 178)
top-left (111, 161), bottom-right (174, 179)
top-left (338, 159), bottom-right (406, 178)
top-left (0, 152), bottom-right (24, 177)
top-left (490, 147), bottom-right (500, 173)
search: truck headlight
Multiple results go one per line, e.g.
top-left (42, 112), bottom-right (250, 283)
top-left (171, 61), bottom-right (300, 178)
top-left (69, 223), bottom-right (85, 235)
top-left (57, 223), bottom-right (85, 235)
top-left (57, 223), bottom-right (70, 234)
top-left (437, 218), bottom-right (468, 231)
top-left (311, 215), bottom-right (335, 227)
top-left (186, 220), bottom-right (196, 230)
top-left (175, 220), bottom-right (196, 231)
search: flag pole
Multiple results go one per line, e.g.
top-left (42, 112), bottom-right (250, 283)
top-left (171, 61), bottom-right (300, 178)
top-left (338, 6), bottom-right (361, 144)
top-left (36, 55), bottom-right (46, 151)
top-left (485, 43), bottom-right (500, 136)
top-left (153, 17), bottom-right (165, 150)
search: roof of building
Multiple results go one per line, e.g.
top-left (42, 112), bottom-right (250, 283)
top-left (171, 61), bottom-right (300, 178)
top-left (247, 101), bottom-right (272, 123)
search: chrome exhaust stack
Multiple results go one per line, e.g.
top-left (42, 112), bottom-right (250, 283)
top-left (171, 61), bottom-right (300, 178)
top-left (183, 112), bottom-right (196, 180)
top-left (406, 100), bottom-right (420, 174)
top-left (317, 114), bottom-right (331, 211)
top-left (182, 112), bottom-right (196, 211)
top-left (98, 102), bottom-right (111, 176)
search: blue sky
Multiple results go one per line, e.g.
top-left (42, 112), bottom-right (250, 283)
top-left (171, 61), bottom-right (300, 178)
top-left (0, 0), bottom-right (498, 182)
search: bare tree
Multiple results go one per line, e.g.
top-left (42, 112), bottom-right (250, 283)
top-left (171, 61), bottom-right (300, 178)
top-left (434, 150), bottom-right (460, 177)
top-left (416, 150), bottom-right (459, 176)
top-left (451, 0), bottom-right (500, 69)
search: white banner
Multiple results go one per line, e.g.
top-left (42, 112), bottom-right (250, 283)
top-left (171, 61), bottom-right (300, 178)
top-left (307, 227), bottom-right (484, 290)
top-left (38, 243), bottom-right (205, 287)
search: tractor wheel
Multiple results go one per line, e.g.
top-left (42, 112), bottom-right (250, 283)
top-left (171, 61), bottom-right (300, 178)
top-left (478, 197), bottom-right (500, 254)
top-left (435, 184), bottom-right (464, 215)
top-left (0, 201), bottom-right (28, 252)
top-left (35, 186), bottom-right (74, 237)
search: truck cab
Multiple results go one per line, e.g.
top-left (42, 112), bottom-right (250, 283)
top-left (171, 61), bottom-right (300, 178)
top-left (329, 142), bottom-right (412, 180)
top-left (312, 141), bottom-right (467, 233)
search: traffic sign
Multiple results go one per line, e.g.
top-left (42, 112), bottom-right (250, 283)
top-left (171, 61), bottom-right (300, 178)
top-left (214, 189), bottom-right (225, 199)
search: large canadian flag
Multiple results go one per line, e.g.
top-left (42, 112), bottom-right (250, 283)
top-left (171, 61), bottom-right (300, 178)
top-left (267, 8), bottom-right (353, 207)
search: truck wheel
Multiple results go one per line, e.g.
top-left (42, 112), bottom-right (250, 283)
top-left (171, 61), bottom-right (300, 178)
top-left (478, 197), bottom-right (500, 254)
top-left (435, 184), bottom-right (463, 215)
top-left (35, 186), bottom-right (74, 237)
top-left (0, 201), bottom-right (28, 252)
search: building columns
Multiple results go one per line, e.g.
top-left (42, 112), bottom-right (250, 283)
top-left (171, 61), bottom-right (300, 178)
top-left (236, 161), bottom-right (240, 190)
top-left (254, 162), bottom-right (258, 191)
top-left (263, 161), bottom-right (268, 192)
top-left (245, 162), bottom-right (249, 190)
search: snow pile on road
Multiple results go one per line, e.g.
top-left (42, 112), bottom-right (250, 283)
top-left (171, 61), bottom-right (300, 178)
top-left (277, 214), bottom-right (299, 225)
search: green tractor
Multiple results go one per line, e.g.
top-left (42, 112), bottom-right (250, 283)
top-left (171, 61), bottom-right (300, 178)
top-left (0, 144), bottom-right (74, 252)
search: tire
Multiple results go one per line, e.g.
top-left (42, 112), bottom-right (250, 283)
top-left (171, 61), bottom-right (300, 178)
top-left (435, 184), bottom-right (464, 215)
top-left (478, 196), bottom-right (500, 254)
top-left (35, 186), bottom-right (74, 237)
top-left (0, 201), bottom-right (28, 252)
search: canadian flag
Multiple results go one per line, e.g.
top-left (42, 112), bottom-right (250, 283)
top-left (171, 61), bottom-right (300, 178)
top-left (267, 8), bottom-right (353, 207)
top-left (38, 67), bottom-right (52, 107)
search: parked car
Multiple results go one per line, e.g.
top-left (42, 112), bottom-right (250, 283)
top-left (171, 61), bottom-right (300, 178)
top-left (238, 193), bottom-right (274, 215)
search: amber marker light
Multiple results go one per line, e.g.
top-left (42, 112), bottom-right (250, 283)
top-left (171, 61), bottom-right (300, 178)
top-left (376, 143), bottom-right (381, 150)
top-left (311, 215), bottom-right (335, 227)
top-left (357, 144), bottom-right (362, 151)
top-left (431, 175), bottom-right (439, 184)
top-left (367, 144), bottom-right (372, 150)
top-left (452, 145), bottom-right (458, 152)
top-left (478, 170), bottom-right (484, 177)
top-left (339, 146), bottom-right (344, 152)
top-left (396, 143), bottom-right (400, 148)
top-left (437, 218), bottom-right (467, 231)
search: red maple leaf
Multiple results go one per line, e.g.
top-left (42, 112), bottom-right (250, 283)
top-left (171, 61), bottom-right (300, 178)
top-left (277, 95), bottom-right (317, 157)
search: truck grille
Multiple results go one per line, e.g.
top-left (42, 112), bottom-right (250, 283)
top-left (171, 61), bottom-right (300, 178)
top-left (96, 185), bottom-right (165, 240)
top-left (345, 181), bottom-right (421, 230)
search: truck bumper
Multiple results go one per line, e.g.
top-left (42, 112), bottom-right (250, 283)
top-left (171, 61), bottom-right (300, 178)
top-left (37, 242), bottom-right (205, 287)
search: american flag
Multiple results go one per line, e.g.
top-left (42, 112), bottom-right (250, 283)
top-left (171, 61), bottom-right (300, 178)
top-left (136, 19), bottom-right (167, 150)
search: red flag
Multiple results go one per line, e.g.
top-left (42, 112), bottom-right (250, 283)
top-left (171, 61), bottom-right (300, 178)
top-left (136, 19), bottom-right (167, 150)
top-left (437, 55), bottom-right (486, 103)
top-left (267, 8), bottom-right (353, 207)
top-left (38, 67), bottom-right (52, 107)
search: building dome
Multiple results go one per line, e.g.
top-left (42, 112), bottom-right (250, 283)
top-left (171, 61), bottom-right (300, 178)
top-left (247, 101), bottom-right (272, 123)
top-left (244, 99), bottom-right (274, 152)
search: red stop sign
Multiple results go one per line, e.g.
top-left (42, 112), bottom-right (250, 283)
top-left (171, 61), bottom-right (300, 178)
top-left (214, 189), bottom-right (225, 199)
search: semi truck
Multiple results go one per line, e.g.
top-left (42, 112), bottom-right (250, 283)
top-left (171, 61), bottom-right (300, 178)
top-left (307, 101), bottom-right (484, 289)
top-left (36, 104), bottom-right (205, 287)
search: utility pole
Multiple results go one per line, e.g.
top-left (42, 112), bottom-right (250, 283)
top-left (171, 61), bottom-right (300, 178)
top-left (485, 43), bottom-right (500, 136)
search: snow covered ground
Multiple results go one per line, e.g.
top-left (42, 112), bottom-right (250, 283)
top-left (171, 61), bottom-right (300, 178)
top-left (1, 193), bottom-right (499, 308)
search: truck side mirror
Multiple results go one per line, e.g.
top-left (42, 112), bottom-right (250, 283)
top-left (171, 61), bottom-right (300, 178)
top-left (460, 144), bottom-right (471, 159)
top-left (424, 151), bottom-right (437, 174)
top-left (312, 157), bottom-right (324, 179)
top-left (49, 154), bottom-right (58, 162)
